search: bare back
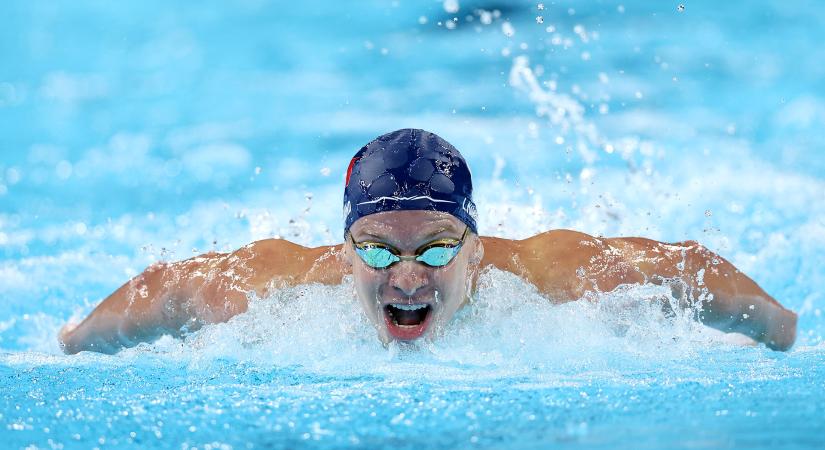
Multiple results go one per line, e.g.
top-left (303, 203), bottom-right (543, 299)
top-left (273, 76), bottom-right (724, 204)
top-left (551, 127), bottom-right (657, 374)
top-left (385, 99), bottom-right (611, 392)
top-left (59, 230), bottom-right (797, 353)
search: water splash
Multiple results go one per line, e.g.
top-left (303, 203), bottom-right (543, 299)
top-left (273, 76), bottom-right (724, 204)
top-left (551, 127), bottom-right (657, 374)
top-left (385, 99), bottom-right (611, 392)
top-left (44, 268), bottom-right (750, 383)
top-left (509, 55), bottom-right (609, 164)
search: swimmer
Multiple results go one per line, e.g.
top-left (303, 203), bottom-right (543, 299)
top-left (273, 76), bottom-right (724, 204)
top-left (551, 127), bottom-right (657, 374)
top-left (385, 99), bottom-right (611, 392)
top-left (58, 129), bottom-right (798, 354)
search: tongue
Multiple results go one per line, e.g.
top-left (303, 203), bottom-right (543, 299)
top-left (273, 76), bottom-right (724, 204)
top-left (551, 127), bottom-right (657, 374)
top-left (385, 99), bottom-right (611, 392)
top-left (390, 306), bottom-right (428, 326)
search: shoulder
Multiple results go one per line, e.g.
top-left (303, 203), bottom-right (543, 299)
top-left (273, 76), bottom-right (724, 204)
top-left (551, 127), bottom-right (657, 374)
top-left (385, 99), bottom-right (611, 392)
top-left (520, 229), bottom-right (606, 260)
top-left (478, 230), bottom-right (607, 300)
top-left (517, 230), bottom-right (605, 281)
top-left (480, 229), bottom-right (600, 249)
top-left (234, 238), bottom-right (310, 258)
top-left (479, 229), bottom-right (604, 264)
top-left (232, 238), bottom-right (348, 287)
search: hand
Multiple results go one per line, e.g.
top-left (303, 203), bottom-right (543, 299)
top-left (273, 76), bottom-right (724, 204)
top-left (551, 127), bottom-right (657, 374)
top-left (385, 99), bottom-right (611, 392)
top-left (764, 309), bottom-right (797, 351)
top-left (58, 323), bottom-right (78, 353)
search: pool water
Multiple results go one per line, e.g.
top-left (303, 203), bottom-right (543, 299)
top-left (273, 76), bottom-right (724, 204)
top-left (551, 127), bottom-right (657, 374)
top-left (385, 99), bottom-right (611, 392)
top-left (1, 0), bottom-right (824, 449)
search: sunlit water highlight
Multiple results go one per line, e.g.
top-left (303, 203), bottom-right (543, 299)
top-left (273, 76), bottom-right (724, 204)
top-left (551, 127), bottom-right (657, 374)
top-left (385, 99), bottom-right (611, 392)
top-left (1, 0), bottom-right (824, 449)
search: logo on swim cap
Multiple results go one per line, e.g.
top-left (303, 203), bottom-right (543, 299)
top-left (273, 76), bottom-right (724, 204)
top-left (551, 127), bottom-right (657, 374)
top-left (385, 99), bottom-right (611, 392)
top-left (344, 157), bottom-right (359, 187)
top-left (343, 129), bottom-right (477, 235)
top-left (461, 197), bottom-right (478, 223)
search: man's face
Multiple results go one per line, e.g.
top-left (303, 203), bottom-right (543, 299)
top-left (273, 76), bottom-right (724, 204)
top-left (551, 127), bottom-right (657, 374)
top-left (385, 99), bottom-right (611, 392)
top-left (345, 210), bottom-right (482, 344)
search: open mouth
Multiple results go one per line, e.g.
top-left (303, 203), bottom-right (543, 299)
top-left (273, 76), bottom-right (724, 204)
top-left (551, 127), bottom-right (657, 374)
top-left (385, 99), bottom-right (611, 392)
top-left (383, 303), bottom-right (433, 340)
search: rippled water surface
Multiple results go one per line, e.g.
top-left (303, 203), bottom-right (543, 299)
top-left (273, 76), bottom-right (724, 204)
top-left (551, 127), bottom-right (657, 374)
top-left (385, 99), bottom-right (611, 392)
top-left (1, 1), bottom-right (824, 449)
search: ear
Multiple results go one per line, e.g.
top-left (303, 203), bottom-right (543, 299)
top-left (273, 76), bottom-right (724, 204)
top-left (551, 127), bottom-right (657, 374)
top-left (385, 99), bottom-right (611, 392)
top-left (469, 234), bottom-right (484, 266)
top-left (339, 239), bottom-right (354, 268)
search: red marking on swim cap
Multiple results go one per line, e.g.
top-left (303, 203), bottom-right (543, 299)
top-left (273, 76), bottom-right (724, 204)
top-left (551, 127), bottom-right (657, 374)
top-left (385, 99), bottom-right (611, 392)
top-left (345, 157), bottom-right (359, 186)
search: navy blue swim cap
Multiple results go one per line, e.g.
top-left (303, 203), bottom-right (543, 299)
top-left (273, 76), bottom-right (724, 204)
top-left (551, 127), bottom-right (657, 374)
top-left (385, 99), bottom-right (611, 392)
top-left (343, 129), bottom-right (478, 235)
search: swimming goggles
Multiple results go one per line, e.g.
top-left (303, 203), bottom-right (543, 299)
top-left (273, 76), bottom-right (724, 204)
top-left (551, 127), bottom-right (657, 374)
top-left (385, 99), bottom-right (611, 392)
top-left (349, 227), bottom-right (469, 269)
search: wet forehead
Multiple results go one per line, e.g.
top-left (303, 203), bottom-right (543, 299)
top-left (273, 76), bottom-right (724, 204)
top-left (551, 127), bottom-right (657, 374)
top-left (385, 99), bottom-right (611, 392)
top-left (351, 211), bottom-right (463, 241)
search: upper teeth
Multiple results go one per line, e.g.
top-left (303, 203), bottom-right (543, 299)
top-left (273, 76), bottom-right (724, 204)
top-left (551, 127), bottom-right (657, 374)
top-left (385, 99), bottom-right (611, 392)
top-left (392, 303), bottom-right (428, 311)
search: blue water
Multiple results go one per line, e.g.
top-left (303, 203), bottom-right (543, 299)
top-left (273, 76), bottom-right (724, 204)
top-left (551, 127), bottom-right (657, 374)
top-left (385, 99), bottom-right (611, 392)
top-left (1, 0), bottom-right (824, 449)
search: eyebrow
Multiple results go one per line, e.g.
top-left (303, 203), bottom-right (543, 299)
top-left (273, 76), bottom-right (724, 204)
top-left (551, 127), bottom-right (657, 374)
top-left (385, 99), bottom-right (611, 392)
top-left (356, 221), bottom-right (460, 241)
top-left (421, 226), bottom-right (451, 239)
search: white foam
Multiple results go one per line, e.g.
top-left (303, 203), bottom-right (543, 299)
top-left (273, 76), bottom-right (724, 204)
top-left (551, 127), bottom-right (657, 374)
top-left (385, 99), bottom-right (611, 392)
top-left (60, 268), bottom-right (750, 384)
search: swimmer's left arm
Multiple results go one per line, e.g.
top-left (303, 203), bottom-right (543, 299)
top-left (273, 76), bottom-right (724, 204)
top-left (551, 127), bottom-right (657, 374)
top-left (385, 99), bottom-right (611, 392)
top-left (513, 230), bottom-right (797, 351)
top-left (599, 236), bottom-right (797, 351)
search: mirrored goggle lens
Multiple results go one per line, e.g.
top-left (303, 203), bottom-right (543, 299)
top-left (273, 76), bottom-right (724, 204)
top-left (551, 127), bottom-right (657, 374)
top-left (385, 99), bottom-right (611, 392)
top-left (416, 245), bottom-right (460, 267)
top-left (356, 246), bottom-right (398, 269)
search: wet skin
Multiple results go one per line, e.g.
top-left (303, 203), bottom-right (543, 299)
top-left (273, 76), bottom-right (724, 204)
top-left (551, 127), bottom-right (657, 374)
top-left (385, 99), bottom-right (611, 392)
top-left (345, 212), bottom-right (483, 343)
top-left (59, 210), bottom-right (798, 354)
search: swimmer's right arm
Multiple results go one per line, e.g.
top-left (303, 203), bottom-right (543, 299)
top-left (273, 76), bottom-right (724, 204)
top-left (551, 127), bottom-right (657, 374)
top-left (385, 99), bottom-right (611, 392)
top-left (59, 239), bottom-right (347, 354)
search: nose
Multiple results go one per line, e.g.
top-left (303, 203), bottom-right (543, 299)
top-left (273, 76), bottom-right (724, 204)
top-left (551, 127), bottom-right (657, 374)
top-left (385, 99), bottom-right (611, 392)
top-left (388, 260), bottom-right (429, 297)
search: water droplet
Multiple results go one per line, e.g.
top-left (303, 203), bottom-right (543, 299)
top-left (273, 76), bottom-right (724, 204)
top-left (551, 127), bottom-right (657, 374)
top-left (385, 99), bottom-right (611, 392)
top-left (478, 10), bottom-right (492, 25)
top-left (55, 160), bottom-right (73, 180)
top-left (501, 21), bottom-right (515, 37)
top-left (74, 222), bottom-right (87, 235)
top-left (443, 0), bottom-right (459, 14)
